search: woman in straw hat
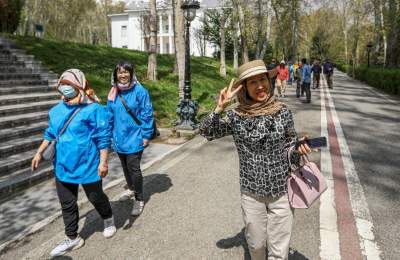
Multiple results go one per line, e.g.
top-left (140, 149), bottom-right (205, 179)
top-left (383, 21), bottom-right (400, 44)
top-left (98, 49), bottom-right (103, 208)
top-left (32, 69), bottom-right (116, 257)
top-left (199, 60), bottom-right (313, 260)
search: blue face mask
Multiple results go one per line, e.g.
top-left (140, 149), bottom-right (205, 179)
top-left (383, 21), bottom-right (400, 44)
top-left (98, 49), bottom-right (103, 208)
top-left (59, 85), bottom-right (78, 99)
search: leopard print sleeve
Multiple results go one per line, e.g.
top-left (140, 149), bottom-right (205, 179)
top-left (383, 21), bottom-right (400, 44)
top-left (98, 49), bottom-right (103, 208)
top-left (199, 111), bottom-right (233, 141)
top-left (283, 107), bottom-right (301, 170)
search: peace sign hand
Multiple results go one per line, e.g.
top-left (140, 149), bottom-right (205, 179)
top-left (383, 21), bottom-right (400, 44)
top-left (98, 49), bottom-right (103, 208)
top-left (215, 79), bottom-right (243, 113)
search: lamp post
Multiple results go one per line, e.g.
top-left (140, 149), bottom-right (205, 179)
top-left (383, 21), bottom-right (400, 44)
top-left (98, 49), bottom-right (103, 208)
top-left (176, 0), bottom-right (200, 130)
top-left (366, 42), bottom-right (373, 68)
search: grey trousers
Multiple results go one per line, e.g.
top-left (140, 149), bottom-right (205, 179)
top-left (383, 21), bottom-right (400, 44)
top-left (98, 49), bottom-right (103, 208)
top-left (241, 193), bottom-right (294, 260)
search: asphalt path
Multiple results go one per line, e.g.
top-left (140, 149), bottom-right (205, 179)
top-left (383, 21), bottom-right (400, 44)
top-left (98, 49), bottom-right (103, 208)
top-left (0, 71), bottom-right (398, 259)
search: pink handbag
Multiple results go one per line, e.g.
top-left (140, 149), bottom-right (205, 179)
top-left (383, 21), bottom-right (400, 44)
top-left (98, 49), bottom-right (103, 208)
top-left (287, 149), bottom-right (327, 209)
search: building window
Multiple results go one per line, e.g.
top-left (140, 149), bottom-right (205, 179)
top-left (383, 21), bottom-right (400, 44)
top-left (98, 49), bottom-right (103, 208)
top-left (121, 25), bottom-right (127, 37)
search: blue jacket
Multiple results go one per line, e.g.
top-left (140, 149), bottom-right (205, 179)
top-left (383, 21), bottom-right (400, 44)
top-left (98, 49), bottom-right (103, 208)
top-left (44, 102), bottom-right (111, 184)
top-left (107, 82), bottom-right (154, 154)
top-left (302, 64), bottom-right (312, 83)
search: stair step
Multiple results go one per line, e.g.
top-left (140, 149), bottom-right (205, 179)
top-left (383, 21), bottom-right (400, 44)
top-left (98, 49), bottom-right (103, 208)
top-left (0, 85), bottom-right (54, 95)
top-left (0, 100), bottom-right (58, 117)
top-left (0, 67), bottom-right (32, 73)
top-left (0, 164), bottom-right (54, 200)
top-left (0, 149), bottom-right (38, 177)
top-left (0, 73), bottom-right (41, 80)
top-left (0, 60), bottom-right (23, 66)
top-left (0, 92), bottom-right (59, 105)
top-left (0, 122), bottom-right (47, 142)
top-left (0, 134), bottom-right (43, 158)
top-left (0, 79), bottom-right (48, 87)
top-left (0, 111), bottom-right (48, 130)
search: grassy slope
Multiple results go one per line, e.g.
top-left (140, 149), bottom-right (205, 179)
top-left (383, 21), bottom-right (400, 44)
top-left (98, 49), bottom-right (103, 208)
top-left (9, 36), bottom-right (233, 126)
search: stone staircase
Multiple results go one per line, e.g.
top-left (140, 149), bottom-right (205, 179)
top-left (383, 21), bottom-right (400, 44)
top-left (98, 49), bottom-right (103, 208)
top-left (0, 36), bottom-right (60, 200)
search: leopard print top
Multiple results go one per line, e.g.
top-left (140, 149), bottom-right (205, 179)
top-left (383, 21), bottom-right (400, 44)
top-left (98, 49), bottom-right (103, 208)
top-left (199, 105), bottom-right (300, 198)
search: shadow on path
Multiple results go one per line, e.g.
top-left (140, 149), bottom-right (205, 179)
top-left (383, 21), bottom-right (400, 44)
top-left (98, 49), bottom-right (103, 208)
top-left (216, 228), bottom-right (309, 260)
top-left (78, 173), bottom-right (173, 240)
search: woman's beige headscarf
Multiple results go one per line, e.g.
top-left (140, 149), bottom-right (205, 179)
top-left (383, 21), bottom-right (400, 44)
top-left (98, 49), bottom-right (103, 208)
top-left (57, 69), bottom-right (99, 104)
top-left (233, 60), bottom-right (283, 117)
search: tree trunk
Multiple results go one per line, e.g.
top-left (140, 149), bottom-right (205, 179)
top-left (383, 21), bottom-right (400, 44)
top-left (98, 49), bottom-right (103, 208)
top-left (260, 14), bottom-right (272, 59)
top-left (219, 15), bottom-right (227, 77)
top-left (233, 22), bottom-right (239, 70)
top-left (255, 0), bottom-right (265, 59)
top-left (232, 0), bottom-right (248, 64)
top-left (147, 0), bottom-right (157, 81)
top-left (386, 0), bottom-right (399, 67)
top-left (172, 0), bottom-right (178, 73)
top-left (289, 0), bottom-right (299, 62)
top-left (372, 0), bottom-right (382, 65)
top-left (174, 0), bottom-right (185, 98)
top-left (380, 1), bottom-right (387, 66)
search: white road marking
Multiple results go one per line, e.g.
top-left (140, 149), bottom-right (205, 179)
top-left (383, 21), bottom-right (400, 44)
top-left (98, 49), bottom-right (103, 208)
top-left (319, 78), bottom-right (341, 260)
top-left (319, 74), bottom-right (383, 260)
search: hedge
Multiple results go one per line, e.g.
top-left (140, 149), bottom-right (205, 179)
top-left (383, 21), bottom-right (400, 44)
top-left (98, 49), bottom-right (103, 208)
top-left (336, 64), bottom-right (400, 96)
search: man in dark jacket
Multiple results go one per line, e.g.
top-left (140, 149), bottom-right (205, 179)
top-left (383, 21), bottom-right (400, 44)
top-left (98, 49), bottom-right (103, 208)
top-left (323, 59), bottom-right (335, 89)
top-left (311, 59), bottom-right (322, 89)
top-left (267, 58), bottom-right (278, 89)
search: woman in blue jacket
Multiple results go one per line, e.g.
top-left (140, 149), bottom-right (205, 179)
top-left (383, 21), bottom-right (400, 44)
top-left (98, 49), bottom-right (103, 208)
top-left (107, 61), bottom-right (154, 216)
top-left (31, 69), bottom-right (116, 257)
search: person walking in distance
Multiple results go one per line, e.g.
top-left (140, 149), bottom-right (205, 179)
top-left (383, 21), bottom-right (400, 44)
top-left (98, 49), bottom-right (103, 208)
top-left (276, 60), bottom-right (289, 98)
top-left (301, 58), bottom-right (312, 103)
top-left (107, 61), bottom-right (154, 216)
top-left (323, 59), bottom-right (335, 89)
top-left (200, 60), bottom-right (314, 260)
top-left (294, 61), bottom-right (303, 98)
top-left (311, 59), bottom-right (322, 89)
top-left (267, 58), bottom-right (278, 89)
top-left (31, 69), bottom-right (116, 257)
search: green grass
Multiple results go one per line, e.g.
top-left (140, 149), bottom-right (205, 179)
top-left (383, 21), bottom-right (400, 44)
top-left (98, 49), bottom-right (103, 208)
top-left (7, 35), bottom-right (234, 126)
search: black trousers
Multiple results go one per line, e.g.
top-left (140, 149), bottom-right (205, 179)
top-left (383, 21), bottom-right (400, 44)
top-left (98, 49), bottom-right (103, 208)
top-left (56, 178), bottom-right (113, 239)
top-left (325, 73), bottom-right (333, 88)
top-left (302, 82), bottom-right (311, 102)
top-left (313, 73), bottom-right (320, 88)
top-left (118, 151), bottom-right (144, 201)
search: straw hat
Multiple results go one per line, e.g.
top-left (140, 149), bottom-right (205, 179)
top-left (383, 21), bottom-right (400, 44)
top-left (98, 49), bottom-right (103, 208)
top-left (234, 60), bottom-right (277, 88)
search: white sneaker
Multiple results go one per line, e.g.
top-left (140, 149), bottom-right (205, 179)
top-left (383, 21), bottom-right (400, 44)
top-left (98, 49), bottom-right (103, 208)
top-left (131, 200), bottom-right (144, 216)
top-left (118, 189), bottom-right (135, 201)
top-left (50, 236), bottom-right (84, 257)
top-left (103, 216), bottom-right (117, 238)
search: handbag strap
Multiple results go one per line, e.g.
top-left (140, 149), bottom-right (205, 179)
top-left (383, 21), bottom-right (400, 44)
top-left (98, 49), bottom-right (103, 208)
top-left (118, 93), bottom-right (142, 126)
top-left (287, 145), bottom-right (309, 171)
top-left (58, 107), bottom-right (82, 138)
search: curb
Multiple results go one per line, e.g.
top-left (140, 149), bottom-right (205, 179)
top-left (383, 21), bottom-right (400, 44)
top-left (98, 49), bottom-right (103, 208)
top-left (0, 136), bottom-right (206, 254)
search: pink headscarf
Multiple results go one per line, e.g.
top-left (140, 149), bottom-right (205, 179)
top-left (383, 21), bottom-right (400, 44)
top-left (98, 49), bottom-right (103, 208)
top-left (107, 80), bottom-right (136, 102)
top-left (58, 69), bottom-right (99, 104)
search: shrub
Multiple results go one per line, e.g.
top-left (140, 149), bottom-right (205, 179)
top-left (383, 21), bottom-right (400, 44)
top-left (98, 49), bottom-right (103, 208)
top-left (336, 64), bottom-right (400, 95)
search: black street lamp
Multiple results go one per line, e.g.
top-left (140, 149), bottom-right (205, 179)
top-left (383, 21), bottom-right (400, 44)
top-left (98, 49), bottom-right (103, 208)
top-left (366, 42), bottom-right (373, 68)
top-left (176, 0), bottom-right (200, 130)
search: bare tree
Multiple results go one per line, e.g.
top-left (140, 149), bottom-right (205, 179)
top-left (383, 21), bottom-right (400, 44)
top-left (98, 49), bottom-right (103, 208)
top-left (147, 0), bottom-right (157, 81)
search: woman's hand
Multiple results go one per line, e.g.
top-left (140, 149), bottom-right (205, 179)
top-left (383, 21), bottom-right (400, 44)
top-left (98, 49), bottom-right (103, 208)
top-left (215, 78), bottom-right (243, 114)
top-left (98, 161), bottom-right (109, 178)
top-left (297, 136), bottom-right (313, 155)
top-left (31, 153), bottom-right (42, 171)
top-left (143, 139), bottom-right (149, 148)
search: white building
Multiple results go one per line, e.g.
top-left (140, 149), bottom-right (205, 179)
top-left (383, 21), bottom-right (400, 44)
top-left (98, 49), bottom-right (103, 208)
top-left (109, 0), bottom-right (226, 57)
